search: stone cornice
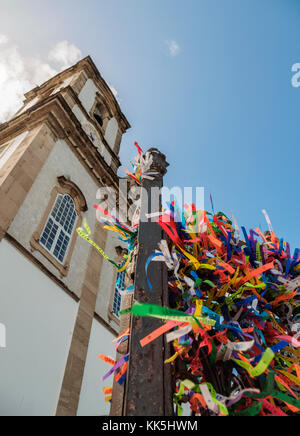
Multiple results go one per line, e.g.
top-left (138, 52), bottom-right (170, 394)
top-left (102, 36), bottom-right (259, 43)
top-left (57, 176), bottom-right (88, 212)
top-left (0, 94), bottom-right (120, 191)
top-left (23, 56), bottom-right (131, 133)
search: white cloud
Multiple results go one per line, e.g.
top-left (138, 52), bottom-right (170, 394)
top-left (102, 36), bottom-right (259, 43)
top-left (48, 41), bottom-right (82, 70)
top-left (0, 35), bottom-right (8, 45)
top-left (0, 36), bottom-right (82, 123)
top-left (165, 40), bottom-right (181, 57)
top-left (109, 84), bottom-right (118, 97)
top-left (108, 83), bottom-right (122, 104)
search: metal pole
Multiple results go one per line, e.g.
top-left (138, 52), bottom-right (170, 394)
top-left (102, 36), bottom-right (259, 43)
top-left (124, 148), bottom-right (172, 416)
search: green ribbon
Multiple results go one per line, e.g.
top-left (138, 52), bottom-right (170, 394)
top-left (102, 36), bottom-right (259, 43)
top-left (173, 380), bottom-right (229, 416)
top-left (119, 302), bottom-right (216, 326)
top-left (231, 401), bottom-right (262, 416)
top-left (245, 371), bottom-right (300, 409)
top-left (232, 348), bottom-right (274, 377)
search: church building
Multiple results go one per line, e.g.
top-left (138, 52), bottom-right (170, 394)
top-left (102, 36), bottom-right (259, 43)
top-left (0, 56), bottom-right (130, 416)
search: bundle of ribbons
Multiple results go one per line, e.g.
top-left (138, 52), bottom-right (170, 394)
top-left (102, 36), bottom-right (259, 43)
top-left (78, 145), bottom-right (300, 416)
top-left (121, 203), bottom-right (300, 416)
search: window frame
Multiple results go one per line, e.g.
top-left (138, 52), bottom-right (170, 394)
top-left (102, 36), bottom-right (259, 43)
top-left (39, 193), bottom-right (78, 265)
top-left (108, 247), bottom-right (129, 325)
top-left (30, 176), bottom-right (87, 278)
top-left (111, 261), bottom-right (126, 319)
top-left (90, 94), bottom-right (111, 135)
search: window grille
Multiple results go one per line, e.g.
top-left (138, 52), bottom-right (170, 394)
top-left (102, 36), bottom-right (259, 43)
top-left (112, 262), bottom-right (126, 318)
top-left (40, 194), bottom-right (77, 263)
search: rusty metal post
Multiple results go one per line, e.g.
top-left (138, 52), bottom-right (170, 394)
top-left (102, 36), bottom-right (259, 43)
top-left (124, 148), bottom-right (172, 416)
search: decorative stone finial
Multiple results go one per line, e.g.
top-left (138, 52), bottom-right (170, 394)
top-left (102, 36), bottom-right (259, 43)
top-left (145, 148), bottom-right (169, 177)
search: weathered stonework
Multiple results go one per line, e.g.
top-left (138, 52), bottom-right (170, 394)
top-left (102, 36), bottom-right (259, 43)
top-left (56, 221), bottom-right (107, 416)
top-left (0, 124), bottom-right (56, 240)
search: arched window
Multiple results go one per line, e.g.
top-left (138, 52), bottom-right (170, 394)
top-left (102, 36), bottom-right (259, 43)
top-left (94, 104), bottom-right (105, 128)
top-left (94, 111), bottom-right (103, 128)
top-left (30, 176), bottom-right (87, 277)
top-left (40, 194), bottom-right (77, 264)
top-left (92, 101), bottom-right (110, 132)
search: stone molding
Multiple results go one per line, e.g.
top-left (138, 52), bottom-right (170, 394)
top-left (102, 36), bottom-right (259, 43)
top-left (56, 221), bottom-right (108, 416)
top-left (22, 56), bottom-right (130, 133)
top-left (0, 95), bottom-right (121, 191)
top-left (29, 177), bottom-right (87, 278)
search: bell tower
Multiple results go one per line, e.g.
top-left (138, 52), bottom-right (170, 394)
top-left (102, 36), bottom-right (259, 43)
top-left (0, 57), bottom-right (131, 416)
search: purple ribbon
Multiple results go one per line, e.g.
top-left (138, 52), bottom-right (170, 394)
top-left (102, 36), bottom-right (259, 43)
top-left (102, 354), bottom-right (130, 381)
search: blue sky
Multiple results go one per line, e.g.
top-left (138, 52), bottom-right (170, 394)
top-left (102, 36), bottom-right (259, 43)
top-left (0, 0), bottom-right (299, 248)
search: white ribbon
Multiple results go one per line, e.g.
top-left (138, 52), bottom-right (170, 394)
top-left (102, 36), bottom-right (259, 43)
top-left (166, 325), bottom-right (193, 343)
top-left (200, 384), bottom-right (219, 414)
top-left (286, 277), bottom-right (300, 293)
top-left (262, 209), bottom-right (274, 234)
top-left (231, 212), bottom-right (240, 242)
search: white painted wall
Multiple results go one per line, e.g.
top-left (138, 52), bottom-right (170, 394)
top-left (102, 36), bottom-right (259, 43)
top-left (8, 138), bottom-right (120, 327)
top-left (72, 104), bottom-right (105, 156)
top-left (76, 77), bottom-right (119, 159)
top-left (0, 131), bottom-right (28, 169)
top-left (9, 139), bottom-right (100, 300)
top-left (78, 78), bottom-right (102, 114)
top-left (105, 117), bottom-right (118, 150)
top-left (0, 239), bottom-right (78, 416)
top-left (77, 319), bottom-right (116, 416)
top-left (72, 103), bottom-right (113, 167)
top-left (102, 146), bottom-right (112, 167)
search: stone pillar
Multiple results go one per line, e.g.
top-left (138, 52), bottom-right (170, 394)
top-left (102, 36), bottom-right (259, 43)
top-left (123, 148), bottom-right (173, 416)
top-left (0, 124), bottom-right (56, 242)
top-left (56, 221), bottom-right (107, 416)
